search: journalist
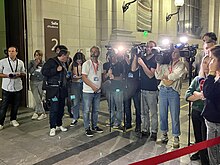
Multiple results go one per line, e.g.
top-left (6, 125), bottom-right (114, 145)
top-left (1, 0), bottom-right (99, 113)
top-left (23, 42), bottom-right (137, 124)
top-left (0, 46), bottom-right (26, 130)
top-left (42, 47), bottom-right (69, 137)
top-left (82, 46), bottom-right (103, 137)
top-left (131, 41), bottom-right (159, 140)
top-left (155, 48), bottom-right (186, 148)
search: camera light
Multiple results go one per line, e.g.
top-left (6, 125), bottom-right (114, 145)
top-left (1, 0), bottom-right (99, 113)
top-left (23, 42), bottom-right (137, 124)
top-left (117, 46), bottom-right (124, 52)
top-left (162, 39), bottom-right (170, 46)
top-left (179, 36), bottom-right (188, 43)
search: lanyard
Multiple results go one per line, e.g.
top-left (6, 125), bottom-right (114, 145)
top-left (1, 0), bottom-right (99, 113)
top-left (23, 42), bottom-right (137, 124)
top-left (169, 60), bottom-right (179, 74)
top-left (91, 60), bottom-right (99, 75)
top-left (8, 57), bottom-right (18, 73)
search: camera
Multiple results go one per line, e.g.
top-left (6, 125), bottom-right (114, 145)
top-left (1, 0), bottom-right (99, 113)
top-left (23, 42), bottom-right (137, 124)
top-left (177, 44), bottom-right (199, 58)
top-left (131, 43), bottom-right (147, 57)
top-left (9, 73), bottom-right (16, 78)
top-left (153, 44), bottom-right (174, 65)
top-left (105, 45), bottom-right (116, 57)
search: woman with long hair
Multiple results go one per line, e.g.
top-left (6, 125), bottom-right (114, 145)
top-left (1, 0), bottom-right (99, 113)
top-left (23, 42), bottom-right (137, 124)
top-left (69, 52), bottom-right (86, 126)
top-left (202, 45), bottom-right (220, 165)
top-left (185, 55), bottom-right (210, 164)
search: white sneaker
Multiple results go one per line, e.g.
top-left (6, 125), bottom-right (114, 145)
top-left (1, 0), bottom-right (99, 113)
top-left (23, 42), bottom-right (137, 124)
top-left (37, 114), bottom-right (47, 120)
top-left (10, 120), bottom-right (20, 127)
top-left (49, 128), bottom-right (56, 136)
top-left (0, 125), bottom-right (3, 130)
top-left (56, 126), bottom-right (67, 132)
top-left (32, 113), bottom-right (38, 120)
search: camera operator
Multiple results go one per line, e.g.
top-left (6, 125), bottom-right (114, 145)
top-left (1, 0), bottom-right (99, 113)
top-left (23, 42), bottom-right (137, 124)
top-left (103, 50), bottom-right (124, 129)
top-left (42, 47), bottom-right (69, 136)
top-left (155, 48), bottom-right (186, 148)
top-left (0, 46), bottom-right (26, 130)
top-left (123, 54), bottom-right (141, 132)
top-left (131, 41), bottom-right (159, 140)
top-left (194, 32), bottom-right (217, 76)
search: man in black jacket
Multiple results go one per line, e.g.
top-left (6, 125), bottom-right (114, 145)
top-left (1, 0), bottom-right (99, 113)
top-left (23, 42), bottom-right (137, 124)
top-left (42, 47), bottom-right (69, 136)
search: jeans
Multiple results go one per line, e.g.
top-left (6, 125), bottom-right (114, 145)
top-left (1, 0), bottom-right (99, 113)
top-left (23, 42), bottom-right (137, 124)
top-left (82, 92), bottom-right (101, 130)
top-left (192, 110), bottom-right (209, 165)
top-left (141, 90), bottom-right (158, 133)
top-left (205, 119), bottom-right (220, 165)
top-left (30, 81), bottom-right (45, 114)
top-left (69, 82), bottom-right (83, 120)
top-left (124, 89), bottom-right (141, 128)
top-left (159, 86), bottom-right (180, 136)
top-left (49, 96), bottom-right (65, 129)
top-left (107, 91), bottom-right (123, 126)
top-left (0, 89), bottom-right (22, 125)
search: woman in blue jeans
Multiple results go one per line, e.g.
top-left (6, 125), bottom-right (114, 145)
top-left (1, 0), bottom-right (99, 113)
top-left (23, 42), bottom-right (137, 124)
top-left (69, 52), bottom-right (86, 126)
top-left (155, 48), bottom-right (186, 148)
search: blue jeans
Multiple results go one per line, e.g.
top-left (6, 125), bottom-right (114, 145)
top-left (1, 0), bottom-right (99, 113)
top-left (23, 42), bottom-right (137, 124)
top-left (124, 89), bottom-right (141, 128)
top-left (69, 82), bottom-right (83, 120)
top-left (159, 86), bottom-right (180, 136)
top-left (82, 92), bottom-right (101, 130)
top-left (107, 91), bottom-right (123, 126)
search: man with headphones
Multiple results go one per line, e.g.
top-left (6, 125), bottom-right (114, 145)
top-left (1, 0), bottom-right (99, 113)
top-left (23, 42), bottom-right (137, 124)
top-left (0, 46), bottom-right (26, 130)
top-left (41, 45), bottom-right (69, 136)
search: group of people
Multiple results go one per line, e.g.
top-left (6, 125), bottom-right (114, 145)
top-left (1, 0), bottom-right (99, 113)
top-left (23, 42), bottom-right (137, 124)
top-left (0, 32), bottom-right (220, 165)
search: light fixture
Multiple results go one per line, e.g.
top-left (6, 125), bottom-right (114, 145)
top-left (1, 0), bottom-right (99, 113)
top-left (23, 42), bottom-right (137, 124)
top-left (122, 0), bottom-right (137, 13)
top-left (166, 0), bottom-right (184, 22)
top-left (179, 36), bottom-right (188, 43)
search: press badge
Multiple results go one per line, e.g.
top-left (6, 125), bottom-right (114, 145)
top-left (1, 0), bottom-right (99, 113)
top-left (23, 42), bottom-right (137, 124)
top-left (94, 77), bottom-right (99, 81)
top-left (128, 72), bottom-right (133, 78)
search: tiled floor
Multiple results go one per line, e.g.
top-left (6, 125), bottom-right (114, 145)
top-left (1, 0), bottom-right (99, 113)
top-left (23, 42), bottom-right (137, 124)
top-left (0, 81), bottom-right (203, 165)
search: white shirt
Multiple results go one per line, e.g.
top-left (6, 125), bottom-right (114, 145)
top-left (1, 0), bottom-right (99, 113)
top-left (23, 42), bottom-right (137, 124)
top-left (82, 59), bottom-right (103, 93)
top-left (0, 57), bottom-right (26, 92)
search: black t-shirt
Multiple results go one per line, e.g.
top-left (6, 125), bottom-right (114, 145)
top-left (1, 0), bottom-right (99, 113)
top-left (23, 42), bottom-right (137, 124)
top-left (140, 55), bottom-right (158, 91)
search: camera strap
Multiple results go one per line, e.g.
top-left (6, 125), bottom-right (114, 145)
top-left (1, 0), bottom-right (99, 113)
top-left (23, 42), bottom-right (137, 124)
top-left (8, 57), bottom-right (18, 73)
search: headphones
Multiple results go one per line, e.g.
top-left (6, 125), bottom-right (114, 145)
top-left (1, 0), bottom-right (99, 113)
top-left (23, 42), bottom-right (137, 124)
top-left (57, 49), bottom-right (68, 57)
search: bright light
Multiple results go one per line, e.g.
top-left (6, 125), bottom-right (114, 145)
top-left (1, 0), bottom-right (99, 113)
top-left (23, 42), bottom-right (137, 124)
top-left (162, 39), bottom-right (170, 46)
top-left (117, 46), bottom-right (124, 52)
top-left (179, 36), bottom-right (188, 43)
top-left (175, 0), bottom-right (184, 7)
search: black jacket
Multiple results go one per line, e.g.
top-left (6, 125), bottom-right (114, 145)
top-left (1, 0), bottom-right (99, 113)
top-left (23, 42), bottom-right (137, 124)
top-left (41, 57), bottom-right (68, 98)
top-left (202, 75), bottom-right (220, 123)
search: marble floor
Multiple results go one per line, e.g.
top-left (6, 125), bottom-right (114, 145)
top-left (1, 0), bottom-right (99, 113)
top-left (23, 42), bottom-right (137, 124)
top-left (0, 82), bottom-right (203, 165)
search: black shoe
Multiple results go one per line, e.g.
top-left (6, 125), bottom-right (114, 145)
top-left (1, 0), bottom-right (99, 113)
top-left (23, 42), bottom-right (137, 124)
top-left (85, 128), bottom-right (93, 137)
top-left (135, 127), bottom-right (141, 132)
top-left (70, 120), bottom-right (78, 127)
top-left (190, 152), bottom-right (200, 161)
top-left (92, 126), bottom-right (103, 133)
top-left (141, 131), bottom-right (150, 138)
top-left (150, 132), bottom-right (157, 141)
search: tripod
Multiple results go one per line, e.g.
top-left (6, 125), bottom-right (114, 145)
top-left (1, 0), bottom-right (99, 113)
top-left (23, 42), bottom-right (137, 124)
top-left (185, 56), bottom-right (195, 146)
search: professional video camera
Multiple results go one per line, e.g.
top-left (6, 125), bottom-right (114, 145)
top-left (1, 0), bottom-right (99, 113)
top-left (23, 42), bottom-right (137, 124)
top-left (153, 44), bottom-right (174, 65)
top-left (153, 43), bottom-right (199, 65)
top-left (131, 43), bottom-right (147, 57)
top-left (105, 45), bottom-right (116, 57)
top-left (176, 43), bottom-right (199, 59)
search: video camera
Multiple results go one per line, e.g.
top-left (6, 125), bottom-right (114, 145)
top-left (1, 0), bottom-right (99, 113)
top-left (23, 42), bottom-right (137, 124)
top-left (176, 43), bottom-right (199, 59)
top-left (153, 43), bottom-right (198, 65)
top-left (131, 43), bottom-right (147, 58)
